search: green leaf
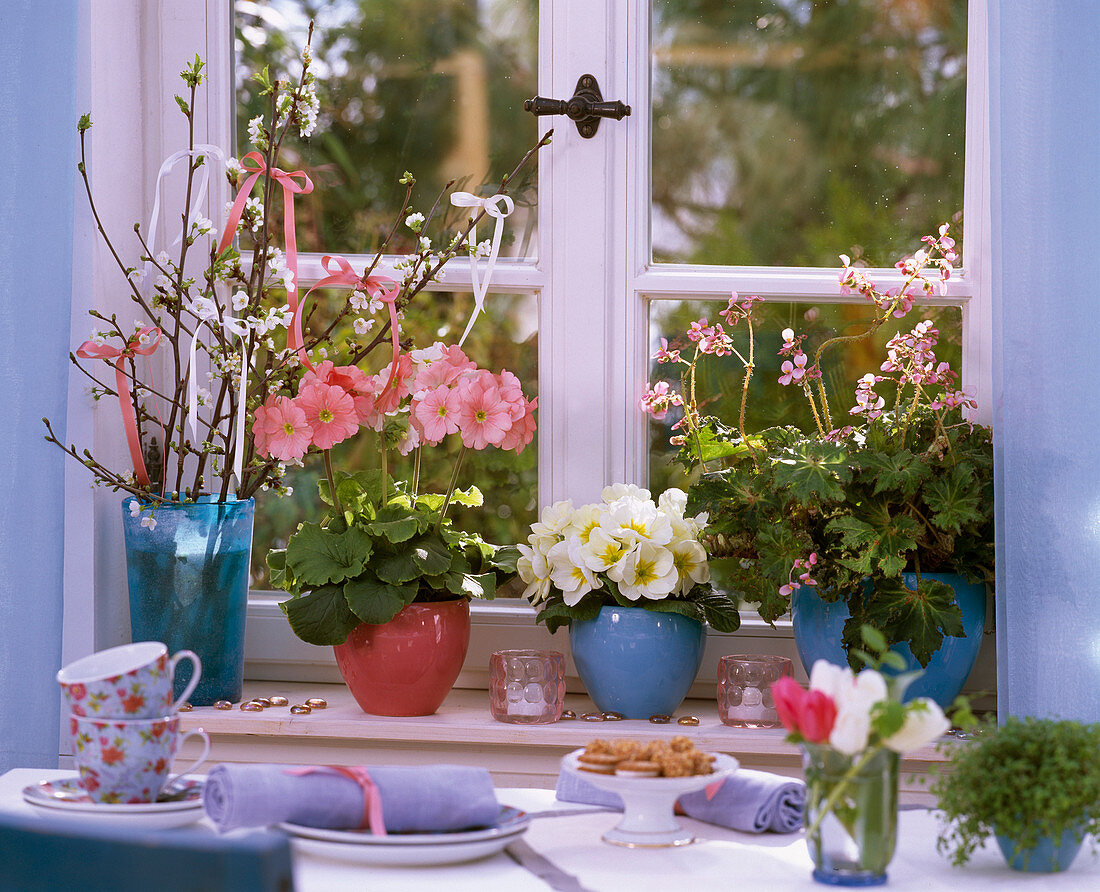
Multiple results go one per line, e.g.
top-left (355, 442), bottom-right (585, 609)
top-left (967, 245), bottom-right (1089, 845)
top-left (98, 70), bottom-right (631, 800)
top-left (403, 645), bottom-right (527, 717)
top-left (285, 522), bottom-right (372, 586)
top-left (342, 576), bottom-right (417, 625)
top-left (772, 441), bottom-right (851, 507)
top-left (924, 464), bottom-right (985, 535)
top-left (279, 585), bottom-right (360, 646)
top-left (448, 572), bottom-right (496, 600)
top-left (861, 624), bottom-right (888, 655)
top-left (174, 95), bottom-right (191, 116)
top-left (367, 505), bottom-right (420, 543)
top-left (644, 599), bottom-right (704, 623)
top-left (865, 576), bottom-right (965, 667)
top-left (447, 485), bottom-right (484, 508)
top-left (409, 535), bottom-right (454, 577)
top-left (414, 492), bottom-right (446, 512)
top-left (535, 596), bottom-right (602, 634)
top-left (266, 549), bottom-right (290, 592)
top-left (856, 449), bottom-right (928, 498)
top-left (77, 113), bottom-right (93, 133)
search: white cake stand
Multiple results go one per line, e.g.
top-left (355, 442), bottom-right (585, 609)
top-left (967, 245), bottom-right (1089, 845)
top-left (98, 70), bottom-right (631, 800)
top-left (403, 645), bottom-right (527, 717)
top-left (560, 749), bottom-right (739, 847)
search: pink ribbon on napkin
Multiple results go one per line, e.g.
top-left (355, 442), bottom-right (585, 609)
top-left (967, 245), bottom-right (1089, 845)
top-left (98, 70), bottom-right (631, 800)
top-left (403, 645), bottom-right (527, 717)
top-left (75, 327), bottom-right (162, 487)
top-left (283, 765), bottom-right (387, 835)
top-left (217, 150), bottom-right (314, 319)
top-left (295, 254), bottom-right (403, 397)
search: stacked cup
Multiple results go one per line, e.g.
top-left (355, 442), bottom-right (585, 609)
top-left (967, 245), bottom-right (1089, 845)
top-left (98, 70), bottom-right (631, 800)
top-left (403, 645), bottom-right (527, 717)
top-left (56, 642), bottom-right (211, 804)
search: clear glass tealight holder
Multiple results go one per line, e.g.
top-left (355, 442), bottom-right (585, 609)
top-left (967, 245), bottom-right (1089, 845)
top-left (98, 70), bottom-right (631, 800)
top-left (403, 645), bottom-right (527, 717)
top-left (717, 654), bottom-right (793, 728)
top-left (489, 649), bottom-right (566, 724)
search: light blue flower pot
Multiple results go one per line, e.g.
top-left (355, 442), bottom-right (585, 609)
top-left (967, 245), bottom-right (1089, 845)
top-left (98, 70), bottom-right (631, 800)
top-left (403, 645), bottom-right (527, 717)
top-left (568, 605), bottom-right (705, 719)
top-left (122, 496), bottom-right (254, 706)
top-left (995, 827), bottom-right (1084, 872)
top-left (791, 572), bottom-right (986, 709)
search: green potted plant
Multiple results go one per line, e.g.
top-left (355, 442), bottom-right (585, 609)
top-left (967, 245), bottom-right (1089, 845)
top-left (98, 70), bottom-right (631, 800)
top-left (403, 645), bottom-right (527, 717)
top-left (933, 716), bottom-right (1100, 872)
top-left (642, 227), bottom-right (994, 706)
top-left (516, 484), bottom-right (740, 718)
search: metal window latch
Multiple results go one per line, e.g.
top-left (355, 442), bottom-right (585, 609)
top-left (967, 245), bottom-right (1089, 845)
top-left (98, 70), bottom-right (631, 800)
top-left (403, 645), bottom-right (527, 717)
top-left (523, 74), bottom-right (631, 139)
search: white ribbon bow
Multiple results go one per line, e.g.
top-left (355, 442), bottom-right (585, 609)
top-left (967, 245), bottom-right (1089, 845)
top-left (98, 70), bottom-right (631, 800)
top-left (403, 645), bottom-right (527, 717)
top-left (449, 191), bottom-right (515, 346)
top-left (143, 145), bottom-right (227, 284)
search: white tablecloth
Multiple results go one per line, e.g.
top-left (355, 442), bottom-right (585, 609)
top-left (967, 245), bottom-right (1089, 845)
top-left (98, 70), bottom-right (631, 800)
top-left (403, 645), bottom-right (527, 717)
top-left (2, 769), bottom-right (1097, 890)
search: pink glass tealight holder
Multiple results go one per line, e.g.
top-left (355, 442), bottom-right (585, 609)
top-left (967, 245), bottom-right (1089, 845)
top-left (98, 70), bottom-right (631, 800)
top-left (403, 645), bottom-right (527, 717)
top-left (717, 654), bottom-right (793, 728)
top-left (489, 649), bottom-right (566, 724)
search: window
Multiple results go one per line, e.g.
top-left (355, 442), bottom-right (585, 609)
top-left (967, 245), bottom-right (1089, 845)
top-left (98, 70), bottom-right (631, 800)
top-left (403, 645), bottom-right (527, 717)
top-left (76, 0), bottom-right (989, 687)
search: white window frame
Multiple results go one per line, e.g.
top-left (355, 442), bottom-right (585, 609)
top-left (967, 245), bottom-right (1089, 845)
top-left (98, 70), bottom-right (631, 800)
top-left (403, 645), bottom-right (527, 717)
top-left (70, 0), bottom-right (990, 694)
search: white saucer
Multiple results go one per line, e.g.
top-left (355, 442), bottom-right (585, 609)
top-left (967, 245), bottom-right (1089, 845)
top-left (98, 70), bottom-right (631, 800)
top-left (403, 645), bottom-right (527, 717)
top-left (279, 805), bottom-right (530, 866)
top-left (561, 748), bottom-right (739, 847)
top-left (22, 776), bottom-right (205, 830)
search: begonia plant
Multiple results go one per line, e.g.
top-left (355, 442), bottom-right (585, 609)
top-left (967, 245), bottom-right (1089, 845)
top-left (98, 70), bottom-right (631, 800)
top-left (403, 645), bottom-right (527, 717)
top-left (642, 227), bottom-right (994, 665)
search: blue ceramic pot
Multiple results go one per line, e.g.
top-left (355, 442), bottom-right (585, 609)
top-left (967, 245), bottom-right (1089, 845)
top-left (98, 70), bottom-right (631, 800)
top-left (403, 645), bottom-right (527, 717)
top-left (122, 496), bottom-right (254, 705)
top-left (568, 605), bottom-right (705, 718)
top-left (791, 572), bottom-right (986, 708)
top-left (995, 827), bottom-right (1084, 872)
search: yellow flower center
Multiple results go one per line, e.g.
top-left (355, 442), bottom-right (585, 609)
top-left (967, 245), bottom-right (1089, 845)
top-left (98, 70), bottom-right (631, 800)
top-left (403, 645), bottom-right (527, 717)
top-left (318, 408), bottom-right (334, 423)
top-left (475, 409), bottom-right (487, 423)
top-left (634, 558), bottom-right (659, 585)
top-left (282, 422), bottom-right (296, 436)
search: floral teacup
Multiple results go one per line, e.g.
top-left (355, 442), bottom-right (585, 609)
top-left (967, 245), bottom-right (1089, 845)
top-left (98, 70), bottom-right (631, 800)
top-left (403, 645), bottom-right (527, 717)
top-left (57, 641), bottom-right (200, 718)
top-left (69, 713), bottom-right (210, 804)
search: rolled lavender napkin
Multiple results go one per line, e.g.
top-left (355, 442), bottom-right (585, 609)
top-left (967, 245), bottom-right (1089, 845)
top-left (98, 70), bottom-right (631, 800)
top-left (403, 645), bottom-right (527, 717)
top-left (554, 768), bottom-right (805, 833)
top-left (203, 763), bottom-right (500, 834)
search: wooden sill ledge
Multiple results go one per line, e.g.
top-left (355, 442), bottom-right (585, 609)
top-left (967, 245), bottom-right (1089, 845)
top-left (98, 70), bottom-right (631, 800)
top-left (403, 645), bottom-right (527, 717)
top-left (179, 682), bottom-right (953, 802)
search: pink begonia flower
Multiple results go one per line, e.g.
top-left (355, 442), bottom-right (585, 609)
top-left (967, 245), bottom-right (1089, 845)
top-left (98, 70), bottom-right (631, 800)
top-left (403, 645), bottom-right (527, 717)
top-left (454, 373), bottom-right (513, 450)
top-left (653, 338), bottom-right (681, 364)
top-left (640, 381), bottom-right (678, 420)
top-left (687, 318), bottom-right (709, 342)
top-left (253, 395), bottom-right (313, 462)
top-left (778, 352), bottom-right (808, 386)
top-left (296, 381), bottom-right (359, 450)
top-left (413, 384), bottom-right (462, 444)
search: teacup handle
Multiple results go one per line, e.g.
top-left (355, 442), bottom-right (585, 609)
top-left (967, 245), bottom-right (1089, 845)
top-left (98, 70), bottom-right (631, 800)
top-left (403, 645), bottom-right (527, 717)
top-left (165, 727), bottom-right (211, 789)
top-left (169, 650), bottom-right (201, 710)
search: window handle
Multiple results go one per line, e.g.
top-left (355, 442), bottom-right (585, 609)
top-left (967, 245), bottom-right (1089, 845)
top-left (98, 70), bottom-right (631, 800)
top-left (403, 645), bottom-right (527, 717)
top-left (524, 74), bottom-right (631, 139)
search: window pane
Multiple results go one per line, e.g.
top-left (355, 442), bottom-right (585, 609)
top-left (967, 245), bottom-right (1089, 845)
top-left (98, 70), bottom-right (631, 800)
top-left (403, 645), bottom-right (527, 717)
top-left (647, 300), bottom-right (963, 493)
top-left (651, 1), bottom-right (967, 267)
top-left (251, 291), bottom-right (538, 587)
top-left (235, 0), bottom-right (539, 258)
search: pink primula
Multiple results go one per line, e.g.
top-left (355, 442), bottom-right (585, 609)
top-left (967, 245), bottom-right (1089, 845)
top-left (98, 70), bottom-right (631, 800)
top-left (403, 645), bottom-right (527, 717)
top-left (412, 343), bottom-right (476, 393)
top-left (454, 373), bottom-right (513, 450)
top-left (296, 381), bottom-right (359, 450)
top-left (300, 360), bottom-right (369, 394)
top-left (499, 396), bottom-right (537, 453)
top-left (413, 384), bottom-right (462, 444)
top-left (252, 395), bottom-right (313, 462)
top-left (373, 353), bottom-right (416, 415)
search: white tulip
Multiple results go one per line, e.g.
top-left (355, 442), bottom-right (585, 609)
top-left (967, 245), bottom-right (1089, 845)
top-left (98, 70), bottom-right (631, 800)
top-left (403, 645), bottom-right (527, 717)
top-left (829, 708), bottom-right (872, 756)
top-left (884, 699), bottom-right (951, 753)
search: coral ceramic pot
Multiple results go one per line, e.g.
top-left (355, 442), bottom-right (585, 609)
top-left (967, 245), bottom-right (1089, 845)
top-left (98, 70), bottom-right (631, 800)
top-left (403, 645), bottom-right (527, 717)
top-left (333, 599), bottom-right (471, 716)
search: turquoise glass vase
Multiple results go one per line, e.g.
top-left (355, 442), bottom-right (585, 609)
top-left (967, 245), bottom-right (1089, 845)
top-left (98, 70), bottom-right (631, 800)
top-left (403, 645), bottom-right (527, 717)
top-left (568, 605), bottom-right (705, 719)
top-left (121, 496), bottom-right (254, 706)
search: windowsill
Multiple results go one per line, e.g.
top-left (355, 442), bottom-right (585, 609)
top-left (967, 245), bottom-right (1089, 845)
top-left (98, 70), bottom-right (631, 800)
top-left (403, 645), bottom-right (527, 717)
top-left (178, 682), bottom-right (954, 801)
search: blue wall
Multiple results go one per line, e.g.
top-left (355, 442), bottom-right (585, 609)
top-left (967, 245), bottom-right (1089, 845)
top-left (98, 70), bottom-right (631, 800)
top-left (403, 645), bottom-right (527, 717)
top-left (0, 2), bottom-right (77, 770)
top-left (991, 2), bottom-right (1100, 719)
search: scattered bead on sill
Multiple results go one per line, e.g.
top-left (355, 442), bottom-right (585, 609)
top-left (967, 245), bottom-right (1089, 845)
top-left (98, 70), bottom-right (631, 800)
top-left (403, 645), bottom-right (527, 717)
top-left (677, 716), bottom-right (700, 726)
top-left (602, 711), bottom-right (624, 721)
top-left (250, 698), bottom-right (273, 708)
top-left (649, 714), bottom-right (672, 724)
top-left (177, 703), bottom-right (193, 712)
top-left (290, 704), bottom-right (312, 715)
top-left (268, 696), bottom-right (289, 707)
top-left (213, 700), bottom-right (233, 710)
top-left (560, 709), bottom-right (577, 720)
top-left (305, 698), bottom-right (328, 709)
top-left (240, 702), bottom-right (264, 712)
top-left (581, 713), bottom-right (605, 722)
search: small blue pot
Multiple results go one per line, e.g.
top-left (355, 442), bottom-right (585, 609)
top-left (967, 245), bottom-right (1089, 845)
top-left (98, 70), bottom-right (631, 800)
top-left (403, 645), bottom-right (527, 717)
top-left (791, 572), bottom-right (986, 709)
top-left (122, 496), bottom-right (254, 706)
top-left (995, 827), bottom-right (1084, 872)
top-left (568, 605), bottom-right (705, 719)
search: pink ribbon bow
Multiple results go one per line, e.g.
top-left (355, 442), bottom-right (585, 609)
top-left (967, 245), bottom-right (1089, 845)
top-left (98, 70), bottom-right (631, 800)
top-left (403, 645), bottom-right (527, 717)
top-left (75, 327), bottom-right (162, 487)
top-left (296, 254), bottom-right (403, 397)
top-left (284, 765), bottom-right (387, 835)
top-left (217, 150), bottom-right (314, 315)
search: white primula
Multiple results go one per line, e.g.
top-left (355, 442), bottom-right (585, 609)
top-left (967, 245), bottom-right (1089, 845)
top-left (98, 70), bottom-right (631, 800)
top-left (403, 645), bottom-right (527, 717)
top-left (579, 527), bottom-right (631, 579)
top-left (530, 500), bottom-right (575, 540)
top-left (548, 539), bottom-right (599, 606)
top-left (657, 487), bottom-right (688, 517)
top-left (516, 543), bottom-right (551, 603)
top-left (599, 496), bottom-right (674, 546)
top-left (617, 540), bottom-right (678, 601)
top-left (562, 502), bottom-right (605, 545)
top-left (669, 538), bottom-right (710, 594)
top-left (884, 699), bottom-right (951, 753)
top-left (601, 483), bottom-right (651, 504)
